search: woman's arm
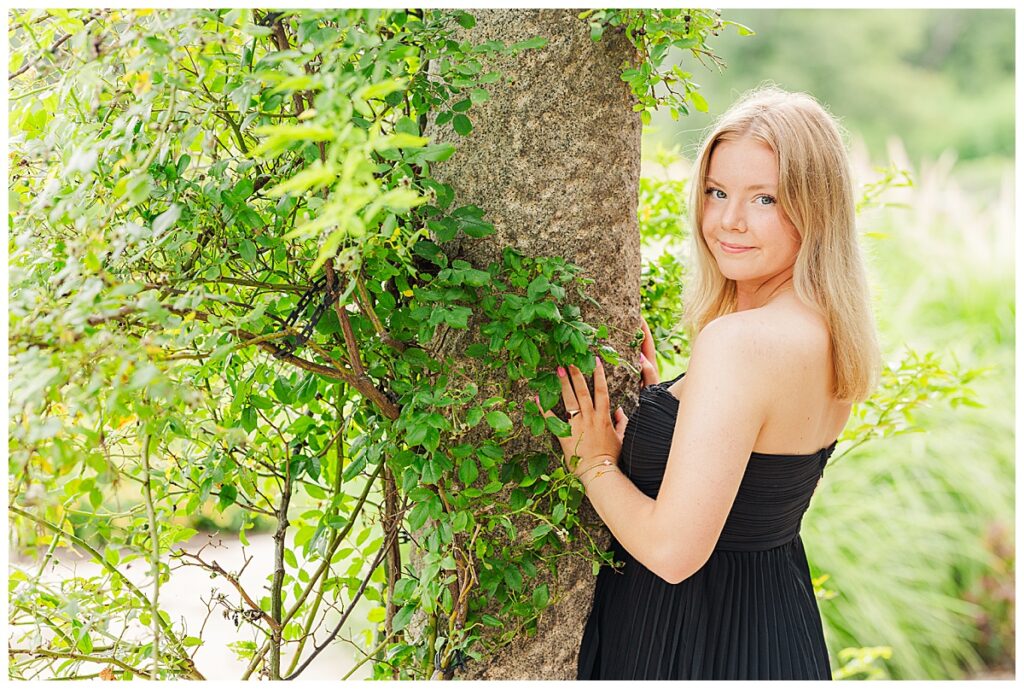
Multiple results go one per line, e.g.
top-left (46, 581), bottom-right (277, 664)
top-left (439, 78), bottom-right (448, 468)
top-left (647, 315), bottom-right (774, 581)
top-left (580, 314), bottom-right (775, 584)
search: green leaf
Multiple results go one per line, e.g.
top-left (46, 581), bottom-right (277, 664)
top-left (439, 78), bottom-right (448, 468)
top-left (373, 132), bottom-right (428, 151)
top-left (503, 564), bottom-right (523, 591)
top-left (283, 547), bottom-right (298, 568)
top-left (239, 239), bottom-right (257, 263)
top-left (527, 275), bottom-right (550, 299)
top-left (552, 502), bottom-right (566, 524)
top-left (530, 524), bottom-right (552, 541)
top-left (534, 301), bottom-right (561, 321)
top-left (407, 501), bottom-right (430, 532)
top-left (152, 205), bottom-right (181, 234)
top-left (453, 114), bottom-right (473, 136)
top-left (509, 36), bottom-right (548, 52)
top-left (361, 78), bottom-right (406, 101)
top-left (524, 411), bottom-right (545, 436)
top-left (410, 143), bottom-right (456, 163)
top-left (533, 583), bottom-right (550, 609)
top-left (217, 484), bottom-right (238, 511)
top-left (76, 628), bottom-right (93, 654)
top-left (689, 90), bottom-right (709, 113)
top-left (144, 36), bottom-right (172, 55)
top-left (443, 306), bottom-right (472, 328)
top-left (520, 339), bottom-right (540, 368)
top-left (406, 423), bottom-right (429, 446)
top-left (176, 154), bottom-right (191, 175)
top-left (458, 457), bottom-right (479, 485)
top-left (544, 415), bottom-right (572, 437)
top-left (485, 410), bottom-right (513, 433)
top-left (466, 406), bottom-right (484, 428)
top-left (392, 604), bottom-right (416, 631)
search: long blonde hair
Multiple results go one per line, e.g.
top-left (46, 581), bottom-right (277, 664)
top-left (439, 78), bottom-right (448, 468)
top-left (684, 85), bottom-right (880, 402)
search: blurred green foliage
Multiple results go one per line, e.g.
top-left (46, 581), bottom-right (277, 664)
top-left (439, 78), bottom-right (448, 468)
top-left (651, 9), bottom-right (1014, 166)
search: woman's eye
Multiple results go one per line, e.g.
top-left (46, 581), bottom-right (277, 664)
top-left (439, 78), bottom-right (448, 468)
top-left (756, 194), bottom-right (776, 206)
top-left (705, 188), bottom-right (726, 199)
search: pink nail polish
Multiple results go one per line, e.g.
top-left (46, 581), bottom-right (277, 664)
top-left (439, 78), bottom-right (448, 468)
top-left (557, 366), bottom-right (566, 377)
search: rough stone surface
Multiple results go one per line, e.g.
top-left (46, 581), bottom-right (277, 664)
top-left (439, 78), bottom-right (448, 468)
top-left (418, 9), bottom-right (642, 680)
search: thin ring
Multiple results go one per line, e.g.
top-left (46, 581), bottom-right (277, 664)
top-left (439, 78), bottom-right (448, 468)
top-left (566, 408), bottom-right (581, 420)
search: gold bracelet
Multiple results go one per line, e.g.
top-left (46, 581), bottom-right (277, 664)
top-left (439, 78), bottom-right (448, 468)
top-left (578, 457), bottom-right (614, 480)
top-left (584, 466), bottom-right (621, 491)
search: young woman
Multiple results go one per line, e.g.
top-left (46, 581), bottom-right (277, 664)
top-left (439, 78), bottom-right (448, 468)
top-left (535, 86), bottom-right (880, 680)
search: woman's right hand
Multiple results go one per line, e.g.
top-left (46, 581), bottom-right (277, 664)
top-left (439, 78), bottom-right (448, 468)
top-left (639, 315), bottom-right (660, 387)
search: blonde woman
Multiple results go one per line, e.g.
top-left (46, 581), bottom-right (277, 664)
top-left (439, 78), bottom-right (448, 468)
top-left (535, 86), bottom-right (880, 680)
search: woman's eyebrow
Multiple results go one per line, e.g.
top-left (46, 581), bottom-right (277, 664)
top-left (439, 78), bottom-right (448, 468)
top-left (705, 176), bottom-right (777, 192)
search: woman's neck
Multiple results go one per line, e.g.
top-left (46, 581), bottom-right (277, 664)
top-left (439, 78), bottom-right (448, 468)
top-left (735, 270), bottom-right (795, 311)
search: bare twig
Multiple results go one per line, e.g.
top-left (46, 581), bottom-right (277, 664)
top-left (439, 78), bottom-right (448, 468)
top-left (173, 549), bottom-right (280, 634)
top-left (355, 272), bottom-right (407, 353)
top-left (324, 260), bottom-right (401, 419)
top-left (138, 430), bottom-right (162, 676)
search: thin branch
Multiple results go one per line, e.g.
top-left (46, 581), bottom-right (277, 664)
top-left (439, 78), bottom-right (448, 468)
top-left (173, 549), bottom-right (280, 633)
top-left (146, 277), bottom-right (307, 295)
top-left (139, 430), bottom-right (162, 675)
top-left (355, 272), bottom-right (406, 353)
top-left (282, 526), bottom-right (395, 679)
top-left (241, 458), bottom-right (387, 679)
top-left (8, 647), bottom-right (154, 680)
top-left (324, 260), bottom-right (401, 419)
top-left (269, 443), bottom-right (293, 679)
top-left (83, 303), bottom-right (361, 385)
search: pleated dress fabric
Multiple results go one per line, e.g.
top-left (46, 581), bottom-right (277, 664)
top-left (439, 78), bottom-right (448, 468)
top-left (577, 372), bottom-right (834, 680)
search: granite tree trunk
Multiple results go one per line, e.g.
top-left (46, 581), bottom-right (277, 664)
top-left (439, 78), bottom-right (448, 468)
top-left (418, 9), bottom-right (643, 679)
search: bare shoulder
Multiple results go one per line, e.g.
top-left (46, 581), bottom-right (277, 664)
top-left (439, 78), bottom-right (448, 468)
top-left (695, 303), bottom-right (826, 361)
top-left (689, 300), bottom-right (831, 386)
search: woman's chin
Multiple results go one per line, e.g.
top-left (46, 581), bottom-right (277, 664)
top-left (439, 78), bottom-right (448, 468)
top-left (713, 264), bottom-right (753, 282)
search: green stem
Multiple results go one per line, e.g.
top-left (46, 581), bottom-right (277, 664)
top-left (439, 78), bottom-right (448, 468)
top-left (241, 458), bottom-right (385, 679)
top-left (139, 430), bottom-right (161, 677)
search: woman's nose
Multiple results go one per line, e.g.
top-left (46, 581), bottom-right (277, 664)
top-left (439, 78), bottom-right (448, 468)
top-left (720, 201), bottom-right (747, 232)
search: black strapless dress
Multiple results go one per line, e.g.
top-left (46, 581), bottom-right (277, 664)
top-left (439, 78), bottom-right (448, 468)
top-left (577, 372), bottom-right (835, 680)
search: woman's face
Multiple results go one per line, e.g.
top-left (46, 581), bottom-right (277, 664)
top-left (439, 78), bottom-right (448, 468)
top-left (700, 137), bottom-right (801, 285)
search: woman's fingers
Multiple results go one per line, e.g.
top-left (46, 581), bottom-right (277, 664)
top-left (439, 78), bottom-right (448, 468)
top-left (556, 366), bottom-right (580, 414)
top-left (591, 358), bottom-right (610, 415)
top-left (640, 315), bottom-right (658, 364)
top-left (566, 364), bottom-right (593, 413)
top-left (613, 406), bottom-right (628, 442)
top-left (640, 352), bottom-right (660, 386)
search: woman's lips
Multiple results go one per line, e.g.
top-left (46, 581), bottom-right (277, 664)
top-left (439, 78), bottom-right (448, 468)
top-left (719, 241), bottom-right (754, 254)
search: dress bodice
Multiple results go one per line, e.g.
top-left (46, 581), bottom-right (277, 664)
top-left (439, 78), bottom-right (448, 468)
top-left (618, 373), bottom-right (835, 552)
